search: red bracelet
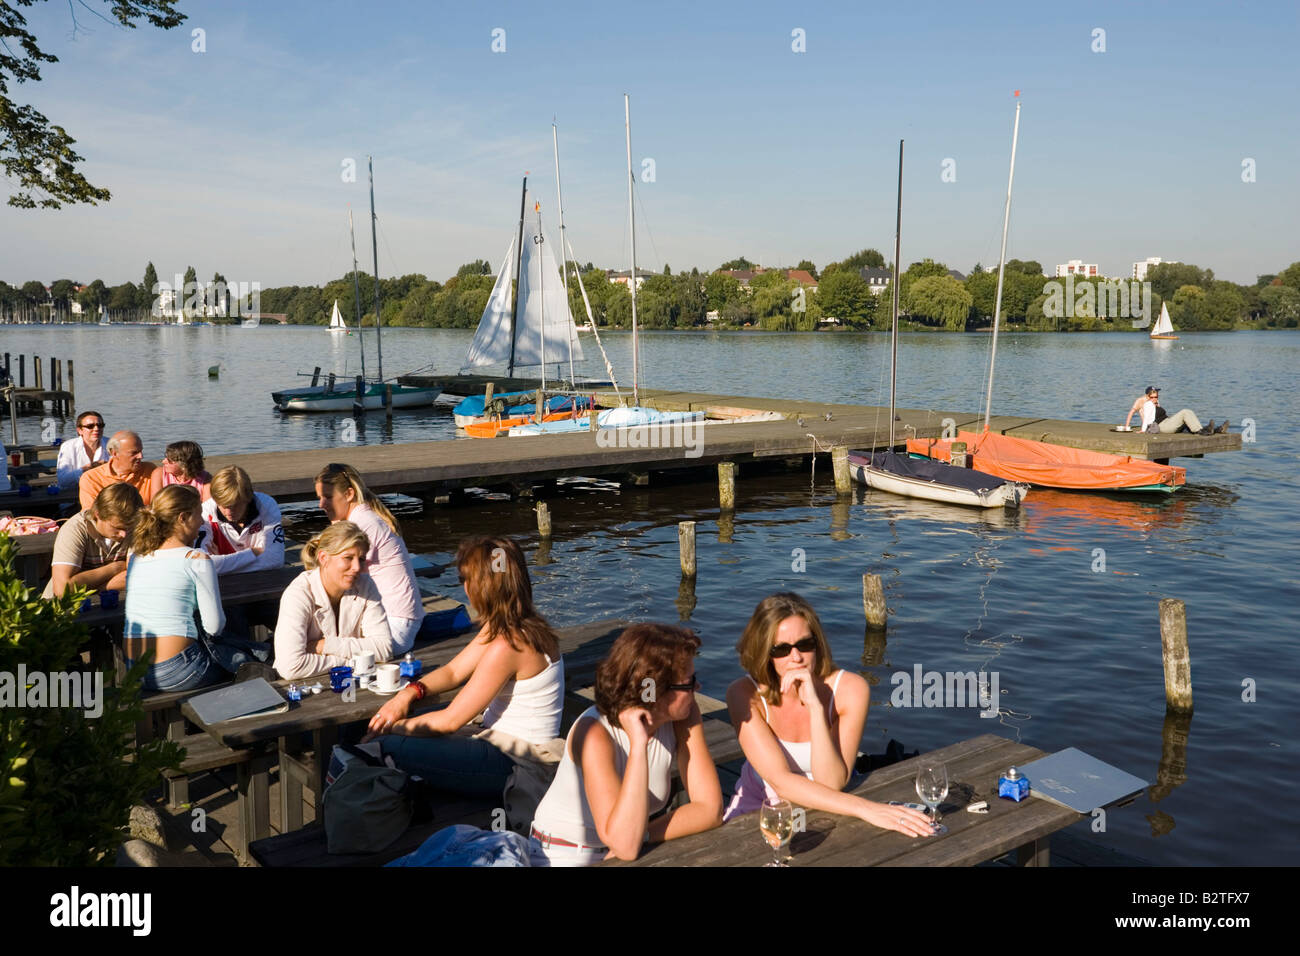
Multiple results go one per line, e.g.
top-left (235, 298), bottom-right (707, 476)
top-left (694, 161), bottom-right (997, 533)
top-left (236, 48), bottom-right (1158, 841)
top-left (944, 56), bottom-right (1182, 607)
top-left (407, 681), bottom-right (426, 700)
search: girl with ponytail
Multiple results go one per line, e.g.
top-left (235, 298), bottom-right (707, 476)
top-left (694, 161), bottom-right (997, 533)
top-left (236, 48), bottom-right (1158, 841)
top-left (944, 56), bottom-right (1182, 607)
top-left (315, 463), bottom-right (424, 653)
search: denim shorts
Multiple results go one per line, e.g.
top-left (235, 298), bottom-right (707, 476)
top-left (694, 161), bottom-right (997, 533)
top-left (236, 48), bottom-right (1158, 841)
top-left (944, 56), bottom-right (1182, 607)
top-left (129, 641), bottom-right (225, 693)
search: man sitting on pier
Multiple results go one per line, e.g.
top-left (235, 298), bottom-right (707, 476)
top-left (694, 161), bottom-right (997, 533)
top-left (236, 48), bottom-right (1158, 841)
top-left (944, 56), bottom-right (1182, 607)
top-left (56, 410), bottom-right (109, 491)
top-left (195, 465), bottom-right (285, 575)
top-left (78, 430), bottom-right (157, 510)
top-left (1125, 386), bottom-right (1227, 436)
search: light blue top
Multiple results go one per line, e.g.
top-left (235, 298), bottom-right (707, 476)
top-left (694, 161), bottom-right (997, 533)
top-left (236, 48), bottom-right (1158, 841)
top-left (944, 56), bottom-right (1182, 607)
top-left (123, 547), bottom-right (225, 640)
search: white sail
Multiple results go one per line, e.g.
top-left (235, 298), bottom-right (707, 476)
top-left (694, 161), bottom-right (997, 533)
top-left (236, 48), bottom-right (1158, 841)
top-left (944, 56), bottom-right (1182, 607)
top-left (329, 299), bottom-right (347, 331)
top-left (463, 238), bottom-right (518, 369)
top-left (1151, 302), bottom-right (1175, 336)
top-left (514, 218), bottom-right (585, 368)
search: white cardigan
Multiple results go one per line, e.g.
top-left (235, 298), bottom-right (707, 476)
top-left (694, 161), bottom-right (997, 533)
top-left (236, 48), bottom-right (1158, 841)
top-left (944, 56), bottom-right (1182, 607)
top-left (274, 568), bottom-right (397, 680)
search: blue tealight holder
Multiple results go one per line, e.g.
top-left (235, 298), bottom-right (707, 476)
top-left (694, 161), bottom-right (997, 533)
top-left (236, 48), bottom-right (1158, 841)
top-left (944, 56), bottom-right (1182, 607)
top-left (998, 767), bottom-right (1030, 802)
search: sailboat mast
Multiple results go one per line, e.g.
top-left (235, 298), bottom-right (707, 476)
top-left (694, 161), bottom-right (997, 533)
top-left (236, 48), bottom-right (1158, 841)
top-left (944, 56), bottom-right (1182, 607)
top-left (889, 140), bottom-right (904, 448)
top-left (508, 175), bottom-right (528, 378)
top-left (553, 123), bottom-right (576, 389)
top-left (349, 206), bottom-right (365, 382)
top-left (537, 201), bottom-right (547, 411)
top-left (984, 96), bottom-right (1022, 432)
top-left (368, 156), bottom-right (384, 382)
top-left (625, 93), bottom-right (639, 407)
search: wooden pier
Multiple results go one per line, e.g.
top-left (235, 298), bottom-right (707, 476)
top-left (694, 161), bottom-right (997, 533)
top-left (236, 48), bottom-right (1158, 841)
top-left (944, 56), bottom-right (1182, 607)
top-left (204, 388), bottom-right (1241, 504)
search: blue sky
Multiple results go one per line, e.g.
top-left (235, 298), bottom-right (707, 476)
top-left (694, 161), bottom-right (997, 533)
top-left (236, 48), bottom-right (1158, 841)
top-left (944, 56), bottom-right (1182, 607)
top-left (2, 0), bottom-right (1296, 289)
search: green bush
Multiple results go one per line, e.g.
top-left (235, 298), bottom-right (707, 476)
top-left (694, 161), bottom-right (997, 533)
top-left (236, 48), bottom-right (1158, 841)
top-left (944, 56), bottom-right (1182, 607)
top-left (0, 532), bottom-right (181, 865)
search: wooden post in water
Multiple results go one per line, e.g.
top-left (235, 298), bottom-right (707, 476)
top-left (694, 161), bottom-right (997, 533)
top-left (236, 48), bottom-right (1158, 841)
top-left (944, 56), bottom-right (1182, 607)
top-left (678, 520), bottom-right (697, 577)
top-left (950, 441), bottom-right (968, 468)
top-left (588, 408), bottom-right (598, 430)
top-left (863, 573), bottom-right (887, 630)
top-left (67, 360), bottom-right (75, 415)
top-left (7, 386), bottom-right (17, 445)
top-left (18, 354), bottom-right (24, 387)
top-left (832, 445), bottom-right (851, 495)
top-left (311, 366), bottom-right (322, 387)
top-left (353, 375), bottom-right (365, 416)
top-left (536, 501), bottom-right (552, 538)
top-left (1159, 598), bottom-right (1193, 712)
top-left (718, 462), bottom-right (736, 510)
top-left (385, 384), bottom-right (394, 420)
top-left (34, 355), bottom-right (42, 390)
top-left (49, 356), bottom-right (56, 395)
top-left (327, 372), bottom-right (336, 393)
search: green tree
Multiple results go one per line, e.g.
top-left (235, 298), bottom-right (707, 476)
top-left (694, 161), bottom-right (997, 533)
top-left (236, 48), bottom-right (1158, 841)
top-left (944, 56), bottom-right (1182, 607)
top-left (139, 261), bottom-right (158, 310)
top-left (0, 535), bottom-right (182, 864)
top-left (1260, 285), bottom-right (1300, 326)
top-left (1004, 259), bottom-right (1044, 276)
top-left (838, 248), bottom-right (886, 271)
top-left (1, 1), bottom-right (186, 208)
top-left (816, 269), bottom-right (875, 328)
top-left (181, 265), bottom-right (197, 317)
top-left (904, 275), bottom-right (972, 331)
top-left (704, 272), bottom-right (741, 313)
top-left (795, 259), bottom-right (818, 279)
top-left (1147, 262), bottom-right (1211, 301)
top-left (718, 257), bottom-right (756, 271)
top-left (898, 259), bottom-right (949, 308)
top-left (1277, 261), bottom-right (1300, 292)
top-left (107, 282), bottom-right (137, 312)
top-left (456, 260), bottom-right (491, 278)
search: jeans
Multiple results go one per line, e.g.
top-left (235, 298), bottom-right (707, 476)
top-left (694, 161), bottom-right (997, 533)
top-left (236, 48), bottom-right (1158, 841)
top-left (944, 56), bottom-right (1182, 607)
top-left (1158, 409), bottom-right (1203, 433)
top-left (379, 732), bottom-right (515, 799)
top-left (387, 615), bottom-right (423, 655)
top-left (130, 629), bottom-right (271, 693)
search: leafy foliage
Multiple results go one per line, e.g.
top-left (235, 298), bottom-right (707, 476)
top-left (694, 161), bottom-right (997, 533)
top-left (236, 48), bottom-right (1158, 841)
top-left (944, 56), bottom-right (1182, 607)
top-left (0, 533), bottom-right (181, 865)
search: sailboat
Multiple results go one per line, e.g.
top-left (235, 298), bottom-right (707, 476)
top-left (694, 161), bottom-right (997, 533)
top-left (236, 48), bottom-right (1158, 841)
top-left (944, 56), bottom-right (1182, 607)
top-left (328, 299), bottom-right (349, 334)
top-left (272, 162), bottom-right (439, 412)
top-left (907, 97), bottom-right (1187, 495)
top-left (849, 139), bottom-right (1027, 509)
top-left (1150, 302), bottom-right (1178, 340)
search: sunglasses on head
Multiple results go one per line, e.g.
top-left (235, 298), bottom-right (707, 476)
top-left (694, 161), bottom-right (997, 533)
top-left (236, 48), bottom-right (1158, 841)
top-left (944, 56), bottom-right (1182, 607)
top-left (770, 637), bottom-right (817, 658)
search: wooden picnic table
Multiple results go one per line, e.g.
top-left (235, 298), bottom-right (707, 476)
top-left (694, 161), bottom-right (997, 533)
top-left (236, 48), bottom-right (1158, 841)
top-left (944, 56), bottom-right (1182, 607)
top-left (182, 618), bottom-right (626, 862)
top-left (77, 564), bottom-right (304, 630)
top-left (607, 733), bottom-right (1084, 867)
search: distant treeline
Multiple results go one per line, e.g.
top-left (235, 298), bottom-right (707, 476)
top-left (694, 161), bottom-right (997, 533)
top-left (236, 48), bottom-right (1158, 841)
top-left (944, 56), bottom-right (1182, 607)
top-left (7, 253), bottom-right (1300, 331)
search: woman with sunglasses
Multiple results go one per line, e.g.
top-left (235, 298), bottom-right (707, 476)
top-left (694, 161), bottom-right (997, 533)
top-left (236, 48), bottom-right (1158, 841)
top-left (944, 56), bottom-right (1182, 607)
top-left (724, 593), bottom-right (933, 837)
top-left (364, 536), bottom-right (564, 800)
top-left (529, 623), bottom-right (723, 865)
top-left (315, 462), bottom-right (424, 653)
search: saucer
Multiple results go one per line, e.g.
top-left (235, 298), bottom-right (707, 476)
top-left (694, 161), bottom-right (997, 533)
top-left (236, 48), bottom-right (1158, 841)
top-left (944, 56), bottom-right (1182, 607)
top-left (368, 681), bottom-right (406, 695)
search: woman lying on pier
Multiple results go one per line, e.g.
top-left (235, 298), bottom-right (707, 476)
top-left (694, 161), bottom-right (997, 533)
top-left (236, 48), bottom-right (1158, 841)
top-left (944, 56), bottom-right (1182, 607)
top-left (529, 623), bottom-right (724, 865)
top-left (315, 463), bottom-right (424, 653)
top-left (123, 485), bottom-right (269, 691)
top-left (274, 521), bottom-right (398, 680)
top-left (724, 593), bottom-right (933, 837)
top-left (364, 536), bottom-right (563, 799)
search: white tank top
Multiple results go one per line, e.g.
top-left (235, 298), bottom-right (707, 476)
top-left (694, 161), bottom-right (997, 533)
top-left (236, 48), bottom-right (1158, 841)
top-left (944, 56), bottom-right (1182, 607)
top-left (724, 671), bottom-right (845, 820)
top-left (530, 705), bottom-right (676, 850)
top-left (481, 654), bottom-right (564, 745)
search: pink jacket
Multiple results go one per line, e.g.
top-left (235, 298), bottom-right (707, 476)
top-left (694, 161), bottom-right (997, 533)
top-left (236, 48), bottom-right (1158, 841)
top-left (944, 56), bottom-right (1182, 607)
top-left (274, 568), bottom-right (396, 680)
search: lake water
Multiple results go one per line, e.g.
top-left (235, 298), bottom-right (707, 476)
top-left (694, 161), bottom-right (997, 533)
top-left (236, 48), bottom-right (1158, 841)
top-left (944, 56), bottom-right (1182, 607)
top-left (4, 324), bottom-right (1296, 866)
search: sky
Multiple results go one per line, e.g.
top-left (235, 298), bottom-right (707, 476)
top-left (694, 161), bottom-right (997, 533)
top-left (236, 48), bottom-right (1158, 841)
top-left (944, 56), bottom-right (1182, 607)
top-left (1, 0), bottom-right (1297, 290)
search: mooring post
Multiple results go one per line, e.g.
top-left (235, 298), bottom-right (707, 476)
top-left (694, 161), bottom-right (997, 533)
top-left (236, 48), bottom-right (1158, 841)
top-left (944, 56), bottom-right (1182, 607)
top-left (353, 375), bottom-right (365, 416)
top-left (678, 520), bottom-right (697, 577)
top-left (34, 355), bottom-right (42, 390)
top-left (535, 387), bottom-right (545, 425)
top-left (832, 445), bottom-right (851, 495)
top-left (326, 372), bottom-right (336, 393)
top-left (718, 461), bottom-right (736, 510)
top-left (863, 573), bottom-right (887, 630)
top-left (18, 354), bottom-right (24, 387)
top-left (536, 501), bottom-right (552, 538)
top-left (311, 366), bottom-right (322, 387)
top-left (67, 359), bottom-right (75, 415)
top-left (589, 408), bottom-right (598, 430)
top-left (49, 356), bottom-right (56, 395)
top-left (951, 441), bottom-right (968, 468)
top-left (7, 387), bottom-right (17, 445)
top-left (484, 382), bottom-right (495, 410)
top-left (385, 384), bottom-right (394, 419)
top-left (1159, 598), bottom-right (1193, 712)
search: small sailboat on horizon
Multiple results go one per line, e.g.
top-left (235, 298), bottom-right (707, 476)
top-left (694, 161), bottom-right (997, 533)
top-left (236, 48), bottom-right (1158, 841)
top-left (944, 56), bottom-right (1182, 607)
top-left (1150, 302), bottom-right (1178, 340)
top-left (328, 299), bottom-right (349, 334)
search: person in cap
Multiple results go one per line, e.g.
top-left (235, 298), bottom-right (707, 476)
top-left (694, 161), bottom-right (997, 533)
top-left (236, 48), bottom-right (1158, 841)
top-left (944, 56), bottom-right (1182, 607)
top-left (1125, 386), bottom-right (1227, 436)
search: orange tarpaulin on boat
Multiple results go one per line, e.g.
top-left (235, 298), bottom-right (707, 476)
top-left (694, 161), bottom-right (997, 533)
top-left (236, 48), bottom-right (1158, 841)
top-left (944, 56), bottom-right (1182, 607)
top-left (906, 431), bottom-right (1186, 492)
top-left (463, 410), bottom-right (580, 439)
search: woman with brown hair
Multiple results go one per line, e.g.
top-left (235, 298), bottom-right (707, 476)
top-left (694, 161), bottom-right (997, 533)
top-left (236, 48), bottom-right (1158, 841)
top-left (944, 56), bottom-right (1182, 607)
top-left (315, 462), bottom-right (423, 653)
top-left (123, 484), bottom-right (265, 691)
top-left (365, 536), bottom-right (564, 798)
top-left (274, 520), bottom-right (396, 680)
top-left (723, 592), bottom-right (932, 837)
top-left (529, 623), bottom-right (723, 865)
top-left (149, 440), bottom-right (212, 501)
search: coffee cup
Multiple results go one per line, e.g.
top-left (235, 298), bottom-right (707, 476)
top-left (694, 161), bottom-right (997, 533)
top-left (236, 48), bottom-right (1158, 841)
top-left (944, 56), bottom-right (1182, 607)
top-left (374, 664), bottom-right (401, 693)
top-left (351, 651), bottom-right (375, 675)
top-left (100, 589), bottom-right (119, 610)
top-left (329, 665), bottom-right (353, 693)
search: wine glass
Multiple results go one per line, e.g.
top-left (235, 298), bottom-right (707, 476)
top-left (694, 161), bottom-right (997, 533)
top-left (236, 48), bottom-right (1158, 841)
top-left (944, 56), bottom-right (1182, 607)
top-left (758, 797), bottom-right (794, 866)
top-left (915, 762), bottom-right (949, 835)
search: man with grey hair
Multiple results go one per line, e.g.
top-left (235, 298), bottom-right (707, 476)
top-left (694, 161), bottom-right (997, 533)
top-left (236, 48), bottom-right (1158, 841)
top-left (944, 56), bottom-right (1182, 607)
top-left (78, 430), bottom-right (157, 510)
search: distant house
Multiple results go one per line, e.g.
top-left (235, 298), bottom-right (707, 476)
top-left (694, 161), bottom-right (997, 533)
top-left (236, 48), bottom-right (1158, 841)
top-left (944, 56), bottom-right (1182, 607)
top-left (1055, 259), bottom-right (1100, 278)
top-left (783, 269), bottom-right (818, 292)
top-left (818, 316), bottom-right (842, 327)
top-left (720, 269), bottom-right (763, 289)
top-left (1132, 257), bottom-right (1175, 281)
top-left (860, 267), bottom-right (892, 295)
top-left (607, 268), bottom-right (656, 290)
top-left (721, 267), bottom-right (818, 293)
top-left (706, 309), bottom-right (721, 323)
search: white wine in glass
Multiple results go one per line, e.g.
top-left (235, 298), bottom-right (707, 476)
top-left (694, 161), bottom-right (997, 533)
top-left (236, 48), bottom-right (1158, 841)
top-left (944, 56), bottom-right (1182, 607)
top-left (758, 798), bottom-right (794, 866)
top-left (915, 762), bottom-right (949, 835)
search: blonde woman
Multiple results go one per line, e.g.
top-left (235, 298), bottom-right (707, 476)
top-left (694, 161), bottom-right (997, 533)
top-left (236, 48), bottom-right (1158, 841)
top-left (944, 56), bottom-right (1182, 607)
top-left (724, 593), bottom-right (933, 837)
top-left (124, 485), bottom-right (266, 691)
top-left (274, 520), bottom-right (397, 680)
top-left (315, 463), bottom-right (424, 653)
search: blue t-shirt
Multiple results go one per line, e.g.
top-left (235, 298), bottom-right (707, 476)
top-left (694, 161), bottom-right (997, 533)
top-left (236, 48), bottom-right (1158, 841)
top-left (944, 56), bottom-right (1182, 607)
top-left (123, 547), bottom-right (225, 640)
